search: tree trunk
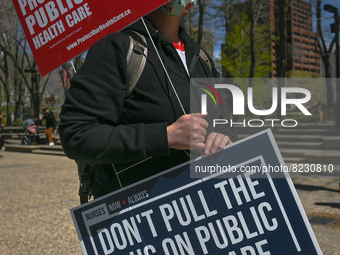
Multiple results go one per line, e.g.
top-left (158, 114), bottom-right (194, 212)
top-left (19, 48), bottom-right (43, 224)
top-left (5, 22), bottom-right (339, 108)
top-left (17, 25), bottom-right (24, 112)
top-left (249, 0), bottom-right (257, 82)
top-left (197, 0), bottom-right (205, 45)
top-left (322, 55), bottom-right (334, 106)
top-left (13, 79), bottom-right (24, 122)
top-left (276, 0), bottom-right (287, 79)
top-left (0, 51), bottom-right (12, 126)
top-left (13, 41), bottom-right (26, 122)
top-left (5, 91), bottom-right (12, 126)
top-left (316, 0), bottom-right (335, 106)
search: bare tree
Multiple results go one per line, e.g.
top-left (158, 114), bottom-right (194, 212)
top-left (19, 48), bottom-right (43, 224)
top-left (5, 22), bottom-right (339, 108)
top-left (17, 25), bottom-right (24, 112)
top-left (0, 0), bottom-right (56, 124)
top-left (0, 39), bottom-right (12, 125)
top-left (12, 31), bottom-right (26, 122)
top-left (6, 34), bottom-right (49, 119)
top-left (275, 0), bottom-right (292, 79)
top-left (273, 0), bottom-right (292, 119)
top-left (248, 0), bottom-right (268, 83)
top-left (210, 0), bottom-right (240, 38)
top-left (315, 0), bottom-right (336, 106)
top-left (197, 0), bottom-right (207, 45)
top-left (0, 1), bottom-right (17, 125)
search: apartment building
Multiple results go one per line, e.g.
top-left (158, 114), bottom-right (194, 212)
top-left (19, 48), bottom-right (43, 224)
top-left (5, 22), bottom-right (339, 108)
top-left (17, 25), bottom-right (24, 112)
top-left (288, 0), bottom-right (320, 74)
top-left (223, 0), bottom-right (320, 77)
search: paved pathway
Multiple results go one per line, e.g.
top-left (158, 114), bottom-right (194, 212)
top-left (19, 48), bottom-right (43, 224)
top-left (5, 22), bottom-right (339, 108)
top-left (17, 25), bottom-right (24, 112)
top-left (0, 150), bottom-right (339, 254)
top-left (0, 151), bottom-right (82, 254)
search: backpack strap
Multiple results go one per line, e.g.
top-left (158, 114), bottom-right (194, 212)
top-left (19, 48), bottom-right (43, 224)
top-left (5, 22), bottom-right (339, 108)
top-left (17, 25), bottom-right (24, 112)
top-left (125, 31), bottom-right (148, 98)
top-left (189, 49), bottom-right (214, 75)
top-left (77, 161), bottom-right (95, 204)
top-left (199, 49), bottom-right (212, 72)
top-left (77, 32), bottom-right (148, 204)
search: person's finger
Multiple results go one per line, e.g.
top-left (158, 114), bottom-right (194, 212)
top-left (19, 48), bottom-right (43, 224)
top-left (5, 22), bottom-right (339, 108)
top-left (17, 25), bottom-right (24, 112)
top-left (204, 132), bottom-right (217, 154)
top-left (190, 121), bottom-right (208, 136)
top-left (218, 135), bottom-right (231, 150)
top-left (191, 114), bottom-right (209, 130)
top-left (209, 133), bottom-right (224, 154)
top-left (190, 112), bottom-right (208, 118)
top-left (192, 142), bottom-right (206, 151)
top-left (199, 118), bottom-right (209, 129)
top-left (205, 134), bottom-right (232, 154)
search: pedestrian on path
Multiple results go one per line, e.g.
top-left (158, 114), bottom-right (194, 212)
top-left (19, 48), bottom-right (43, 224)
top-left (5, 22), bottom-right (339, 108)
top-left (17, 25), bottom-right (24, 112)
top-left (41, 107), bottom-right (57, 146)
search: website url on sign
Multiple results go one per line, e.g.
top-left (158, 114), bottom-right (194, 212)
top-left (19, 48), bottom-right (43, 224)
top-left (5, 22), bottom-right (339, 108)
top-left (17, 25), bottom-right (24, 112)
top-left (66, 9), bottom-right (131, 51)
top-left (194, 163), bottom-right (334, 175)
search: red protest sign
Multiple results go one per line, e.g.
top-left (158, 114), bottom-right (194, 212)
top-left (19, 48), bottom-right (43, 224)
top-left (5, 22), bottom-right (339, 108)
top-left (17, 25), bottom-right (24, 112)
top-left (12, 0), bottom-right (168, 76)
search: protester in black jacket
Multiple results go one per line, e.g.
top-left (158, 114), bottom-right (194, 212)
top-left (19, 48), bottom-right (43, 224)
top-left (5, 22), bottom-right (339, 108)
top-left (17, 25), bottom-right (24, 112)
top-left (59, 4), bottom-right (237, 198)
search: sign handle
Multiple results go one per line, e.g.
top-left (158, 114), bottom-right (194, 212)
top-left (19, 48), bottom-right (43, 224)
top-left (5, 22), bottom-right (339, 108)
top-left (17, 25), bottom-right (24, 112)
top-left (71, 61), bottom-right (77, 74)
top-left (112, 164), bottom-right (123, 189)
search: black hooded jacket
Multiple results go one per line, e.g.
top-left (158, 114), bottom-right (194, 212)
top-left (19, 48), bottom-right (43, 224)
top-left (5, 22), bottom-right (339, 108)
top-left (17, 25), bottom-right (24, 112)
top-left (59, 19), bottom-right (237, 197)
top-left (42, 111), bottom-right (57, 129)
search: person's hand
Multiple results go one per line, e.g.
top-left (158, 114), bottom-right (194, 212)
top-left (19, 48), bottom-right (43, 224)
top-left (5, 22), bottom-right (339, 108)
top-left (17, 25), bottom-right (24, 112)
top-left (167, 113), bottom-right (208, 151)
top-left (203, 132), bottom-right (232, 155)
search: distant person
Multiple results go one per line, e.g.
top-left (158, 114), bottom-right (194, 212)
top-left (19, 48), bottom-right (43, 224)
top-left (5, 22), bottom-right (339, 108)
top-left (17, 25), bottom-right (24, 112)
top-left (0, 111), bottom-right (4, 156)
top-left (41, 107), bottom-right (57, 145)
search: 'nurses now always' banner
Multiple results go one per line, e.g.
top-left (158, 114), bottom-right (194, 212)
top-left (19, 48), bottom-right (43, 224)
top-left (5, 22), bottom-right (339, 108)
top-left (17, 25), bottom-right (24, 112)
top-left (12, 0), bottom-right (168, 76)
top-left (70, 129), bottom-right (322, 255)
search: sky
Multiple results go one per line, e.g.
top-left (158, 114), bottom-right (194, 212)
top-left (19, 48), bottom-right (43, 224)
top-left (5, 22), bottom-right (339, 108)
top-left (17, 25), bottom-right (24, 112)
top-left (312, 0), bottom-right (340, 32)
